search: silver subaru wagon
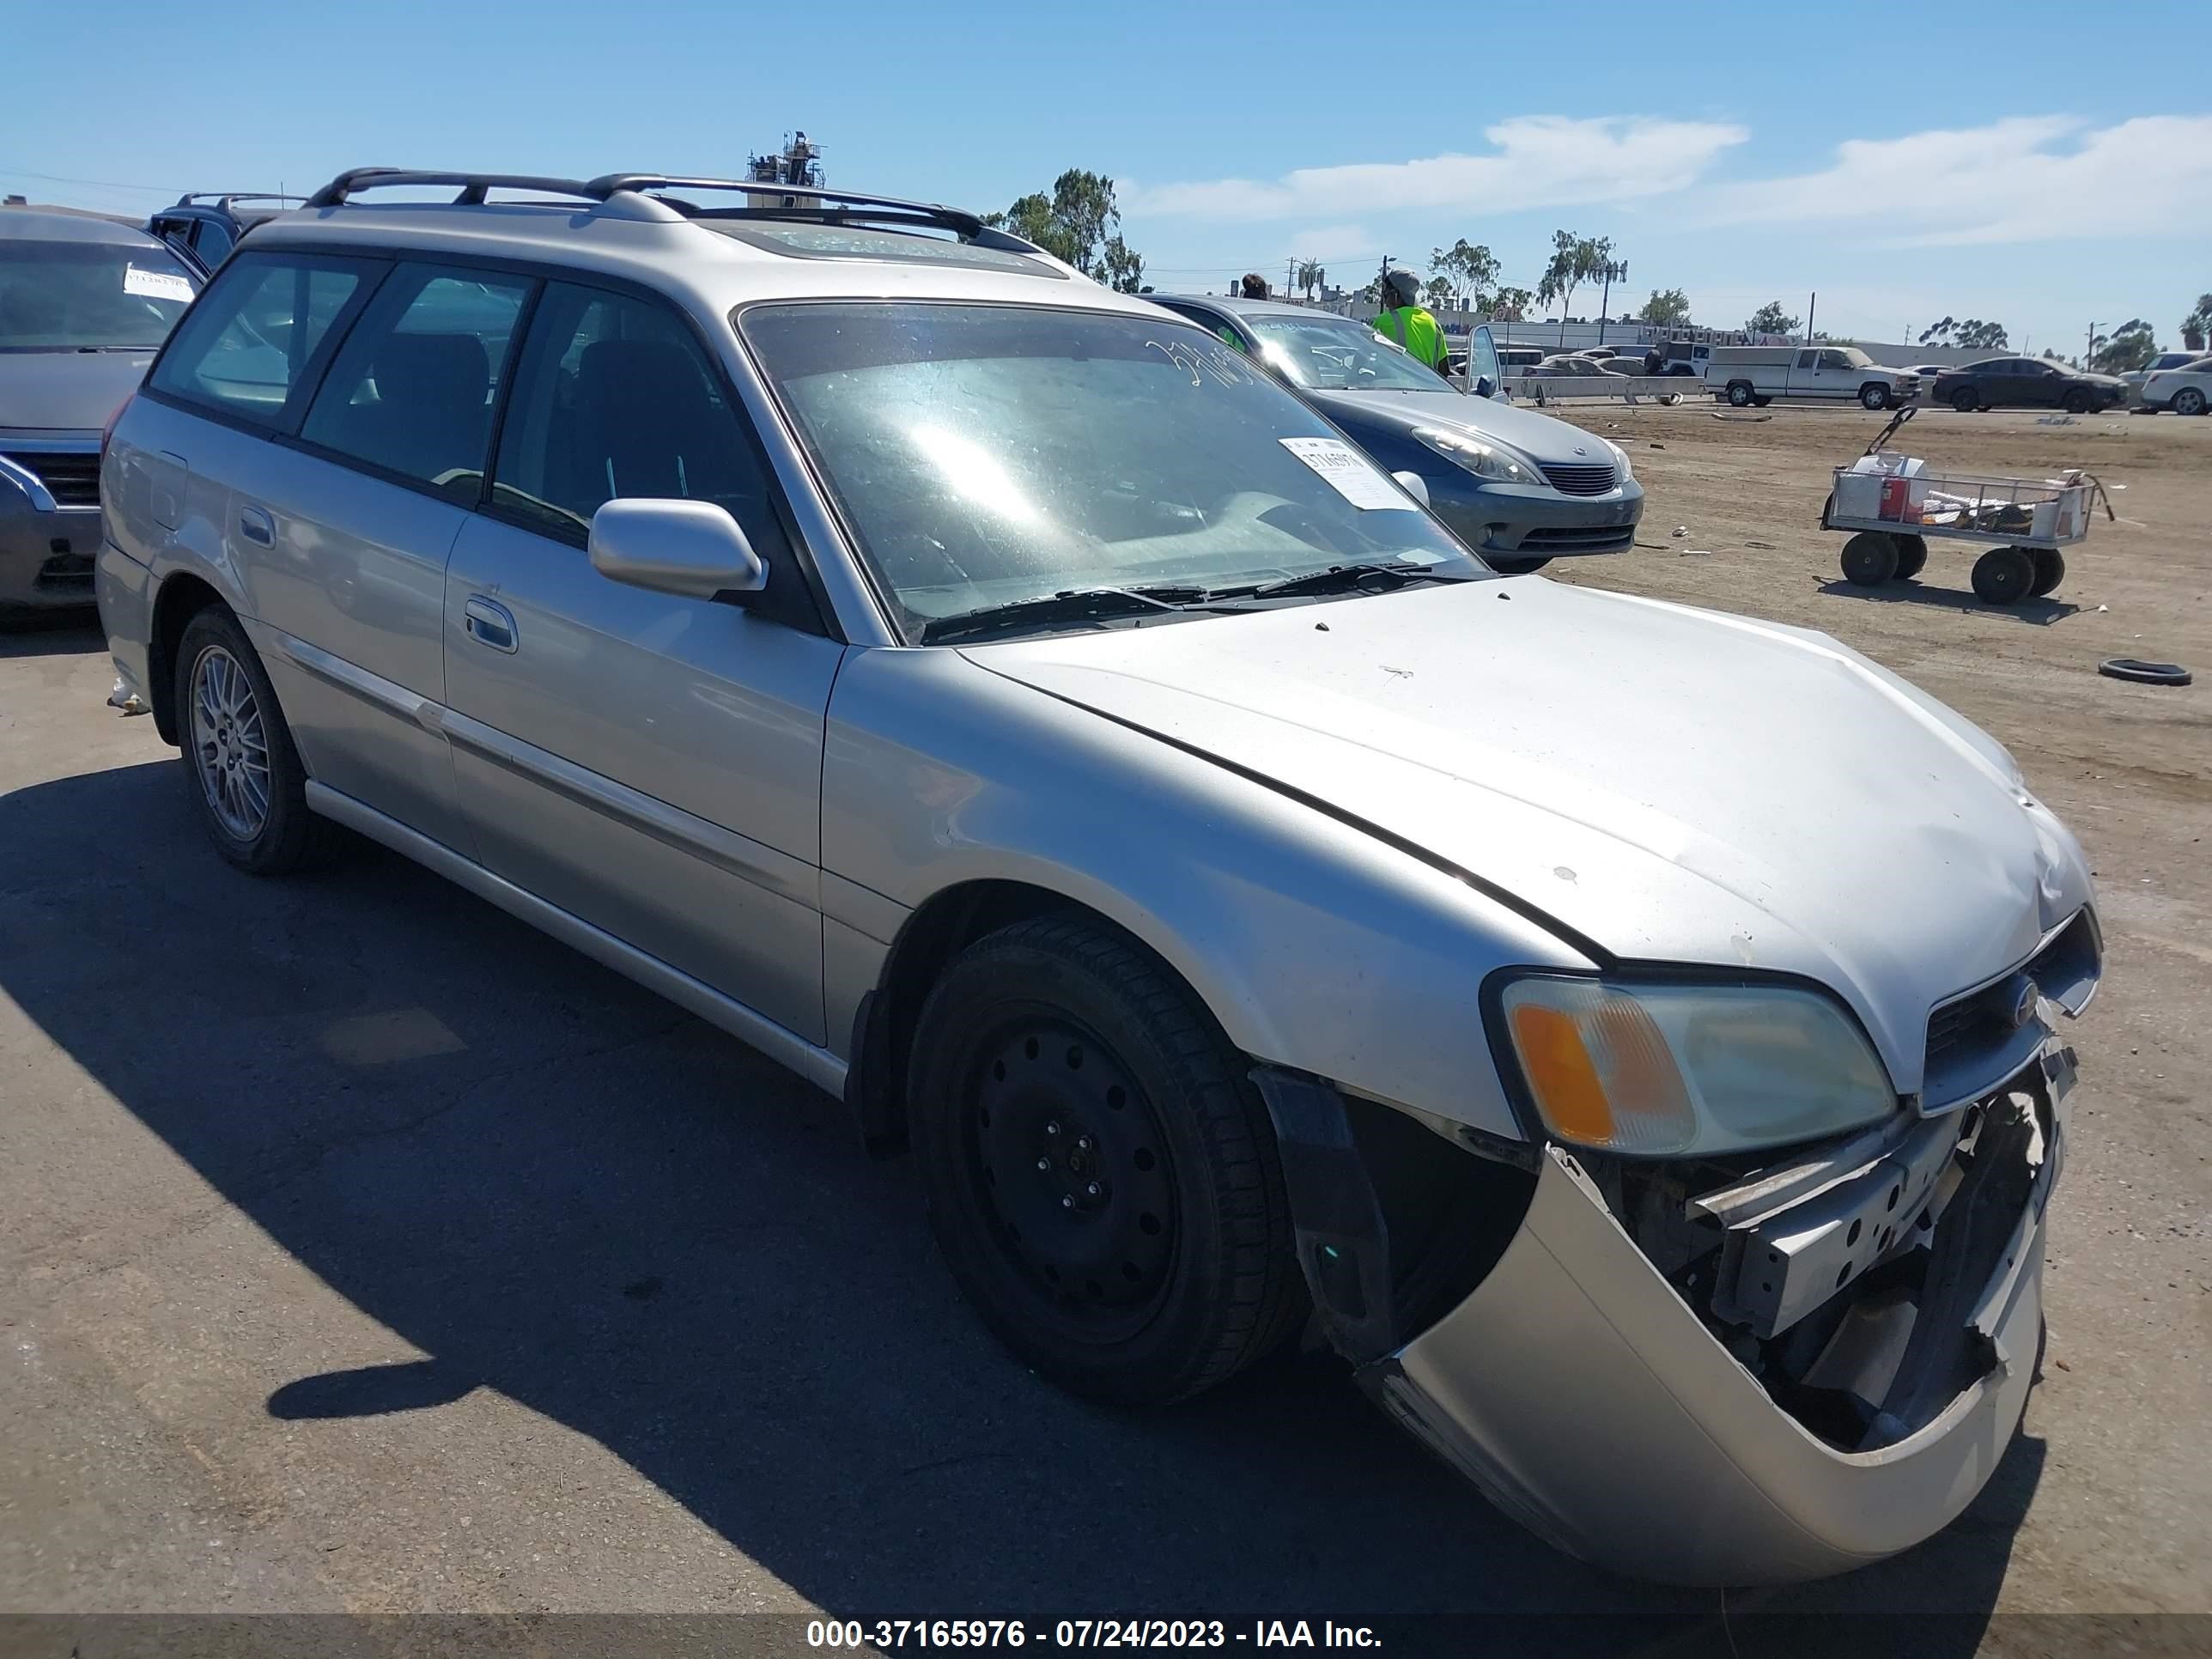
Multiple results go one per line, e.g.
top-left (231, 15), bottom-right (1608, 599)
top-left (98, 167), bottom-right (2099, 1586)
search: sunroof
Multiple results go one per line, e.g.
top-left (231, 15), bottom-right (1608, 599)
top-left (705, 221), bottom-right (1061, 276)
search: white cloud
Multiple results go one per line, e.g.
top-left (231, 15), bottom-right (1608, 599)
top-left (1701, 115), bottom-right (2212, 244)
top-left (1285, 224), bottom-right (1371, 258)
top-left (1125, 117), bottom-right (1749, 222)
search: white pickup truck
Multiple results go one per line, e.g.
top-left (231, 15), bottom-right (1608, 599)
top-left (1707, 345), bottom-right (1920, 410)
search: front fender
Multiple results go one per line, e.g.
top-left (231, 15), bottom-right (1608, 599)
top-left (821, 647), bottom-right (1589, 1141)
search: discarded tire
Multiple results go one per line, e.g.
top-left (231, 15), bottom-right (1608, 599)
top-left (2097, 659), bottom-right (2193, 686)
top-left (1971, 546), bottom-right (2036, 605)
top-left (1840, 532), bottom-right (1899, 586)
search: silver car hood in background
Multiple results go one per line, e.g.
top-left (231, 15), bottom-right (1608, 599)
top-left (969, 580), bottom-right (2093, 1093)
top-left (0, 349), bottom-right (158, 432)
top-left (1306, 385), bottom-right (1606, 466)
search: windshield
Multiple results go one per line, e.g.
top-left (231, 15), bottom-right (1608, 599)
top-left (1244, 313), bottom-right (1450, 393)
top-left (743, 302), bottom-right (1484, 638)
top-left (0, 240), bottom-right (197, 350)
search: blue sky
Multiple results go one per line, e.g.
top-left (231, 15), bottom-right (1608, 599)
top-left (9, 0), bottom-right (2208, 352)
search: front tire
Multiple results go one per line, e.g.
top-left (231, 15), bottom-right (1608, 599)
top-left (909, 915), bottom-right (1304, 1406)
top-left (2062, 388), bottom-right (2094, 415)
top-left (174, 607), bottom-right (329, 875)
top-left (1860, 383), bottom-right (1891, 410)
top-left (1951, 386), bottom-right (1979, 413)
top-left (1840, 532), bottom-right (1899, 586)
top-left (1972, 546), bottom-right (2036, 605)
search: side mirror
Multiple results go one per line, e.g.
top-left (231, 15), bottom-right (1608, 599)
top-left (587, 499), bottom-right (767, 604)
top-left (1474, 375), bottom-right (1496, 399)
top-left (1391, 471), bottom-right (1431, 507)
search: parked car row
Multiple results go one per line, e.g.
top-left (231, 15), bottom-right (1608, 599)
top-left (2138, 355), bottom-right (2212, 415)
top-left (17, 167), bottom-right (2102, 1589)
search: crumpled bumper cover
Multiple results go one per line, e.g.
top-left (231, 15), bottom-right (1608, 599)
top-left (1362, 1069), bottom-right (2064, 1586)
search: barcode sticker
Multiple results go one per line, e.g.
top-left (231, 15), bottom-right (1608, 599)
top-left (1279, 436), bottom-right (1412, 510)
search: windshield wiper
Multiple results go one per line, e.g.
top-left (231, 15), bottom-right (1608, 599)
top-left (919, 583), bottom-right (1212, 645)
top-left (1218, 561), bottom-right (1466, 602)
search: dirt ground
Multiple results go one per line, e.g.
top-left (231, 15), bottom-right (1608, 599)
top-left (1552, 401), bottom-right (2212, 1615)
top-left (0, 401), bottom-right (2207, 1651)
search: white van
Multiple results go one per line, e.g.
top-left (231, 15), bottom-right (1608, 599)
top-left (1708, 345), bottom-right (1919, 410)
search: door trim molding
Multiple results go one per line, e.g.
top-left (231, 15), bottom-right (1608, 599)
top-left (306, 781), bottom-right (848, 1098)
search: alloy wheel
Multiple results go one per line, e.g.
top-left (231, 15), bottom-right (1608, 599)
top-left (189, 645), bottom-right (272, 841)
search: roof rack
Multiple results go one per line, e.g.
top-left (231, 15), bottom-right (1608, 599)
top-left (172, 192), bottom-right (305, 209)
top-left (303, 168), bottom-right (1038, 252)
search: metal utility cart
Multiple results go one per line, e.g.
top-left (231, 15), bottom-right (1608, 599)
top-left (1820, 406), bottom-right (2111, 605)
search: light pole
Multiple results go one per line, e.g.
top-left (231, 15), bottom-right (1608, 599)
top-left (1595, 258), bottom-right (1627, 345)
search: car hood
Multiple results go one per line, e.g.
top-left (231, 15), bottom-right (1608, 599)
top-left (0, 349), bottom-right (155, 433)
top-left (1303, 385), bottom-right (1608, 466)
top-left (968, 580), bottom-right (2093, 1091)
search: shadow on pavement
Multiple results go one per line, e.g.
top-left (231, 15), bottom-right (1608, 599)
top-left (1816, 580), bottom-right (2081, 624)
top-left (0, 757), bottom-right (2041, 1640)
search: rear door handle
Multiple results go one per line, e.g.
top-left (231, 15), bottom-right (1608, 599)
top-left (463, 595), bottom-right (518, 653)
top-left (239, 505), bottom-right (275, 546)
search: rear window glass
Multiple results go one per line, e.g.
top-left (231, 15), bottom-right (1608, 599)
top-left (703, 222), bottom-right (1060, 276)
top-left (148, 252), bottom-right (377, 427)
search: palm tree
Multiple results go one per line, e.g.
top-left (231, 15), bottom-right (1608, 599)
top-left (1296, 258), bottom-right (1325, 301)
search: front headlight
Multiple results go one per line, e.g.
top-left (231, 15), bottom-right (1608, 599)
top-left (1496, 976), bottom-right (1896, 1157)
top-left (1412, 425), bottom-right (1538, 483)
top-left (1606, 439), bottom-right (1633, 481)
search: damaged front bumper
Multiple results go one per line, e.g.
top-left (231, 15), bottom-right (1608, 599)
top-left (1262, 1041), bottom-right (2072, 1586)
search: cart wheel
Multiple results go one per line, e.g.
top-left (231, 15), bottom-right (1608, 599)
top-left (2030, 548), bottom-right (2065, 596)
top-left (1972, 546), bottom-right (2036, 605)
top-left (1950, 387), bottom-right (1978, 413)
top-left (1893, 535), bottom-right (1929, 580)
top-left (1841, 532), bottom-right (1899, 586)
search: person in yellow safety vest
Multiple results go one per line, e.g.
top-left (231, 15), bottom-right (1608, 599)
top-left (1371, 268), bottom-right (1453, 380)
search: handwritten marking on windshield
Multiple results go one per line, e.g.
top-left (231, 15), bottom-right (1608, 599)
top-left (1143, 337), bottom-right (1255, 390)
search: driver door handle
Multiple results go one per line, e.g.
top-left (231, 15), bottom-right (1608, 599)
top-left (239, 505), bottom-right (275, 546)
top-left (464, 595), bottom-right (518, 653)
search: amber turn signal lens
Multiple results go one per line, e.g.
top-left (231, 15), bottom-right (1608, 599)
top-left (1508, 1001), bottom-right (1614, 1145)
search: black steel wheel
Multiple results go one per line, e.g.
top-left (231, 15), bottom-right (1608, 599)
top-left (1840, 531), bottom-right (1900, 586)
top-left (1893, 534), bottom-right (1929, 580)
top-left (2030, 547), bottom-right (2065, 596)
top-left (909, 915), bottom-right (1304, 1405)
top-left (1951, 386), bottom-right (1979, 413)
top-left (1972, 546), bottom-right (2036, 605)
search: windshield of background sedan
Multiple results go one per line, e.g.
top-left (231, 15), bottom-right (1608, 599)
top-left (1245, 314), bottom-right (1454, 393)
top-left (743, 303), bottom-right (1484, 638)
top-left (0, 241), bottom-right (197, 351)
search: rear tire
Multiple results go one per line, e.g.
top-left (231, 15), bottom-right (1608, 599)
top-left (2061, 388), bottom-right (2094, 415)
top-left (1840, 532), bottom-right (1899, 586)
top-left (1488, 556), bottom-right (1553, 574)
top-left (1860, 383), bottom-right (1891, 410)
top-left (1751, 394), bottom-right (1774, 407)
top-left (2175, 387), bottom-right (2208, 417)
top-left (1893, 534), bottom-right (1929, 580)
top-left (2030, 548), bottom-right (2065, 596)
top-left (173, 607), bottom-right (332, 875)
top-left (1971, 547), bottom-right (2036, 605)
top-left (1726, 381), bottom-right (1754, 407)
top-left (1951, 386), bottom-right (1979, 413)
top-left (908, 915), bottom-right (1304, 1406)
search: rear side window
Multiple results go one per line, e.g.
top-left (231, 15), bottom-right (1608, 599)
top-left (192, 220), bottom-right (235, 265)
top-left (300, 264), bottom-right (535, 501)
top-left (149, 252), bottom-right (376, 427)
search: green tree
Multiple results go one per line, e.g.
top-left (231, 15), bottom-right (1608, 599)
top-left (985, 169), bottom-right (1144, 292)
top-left (1533, 231), bottom-right (1613, 344)
top-left (2090, 319), bottom-right (2159, 374)
top-left (1429, 238), bottom-right (1500, 311)
top-left (1747, 300), bottom-right (1801, 337)
top-left (1956, 319), bottom-right (2008, 350)
top-left (1295, 258), bottom-right (1326, 301)
top-left (1422, 276), bottom-right (1455, 311)
top-left (1489, 285), bottom-right (1532, 322)
top-left (1640, 287), bottom-right (1692, 327)
top-left (2180, 293), bottom-right (2212, 353)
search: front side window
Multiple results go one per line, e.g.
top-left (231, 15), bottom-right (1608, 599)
top-left (148, 251), bottom-right (372, 423)
top-left (300, 264), bottom-right (534, 498)
top-left (742, 302), bottom-right (1482, 638)
top-left (1248, 314), bottom-right (1449, 392)
top-left (1468, 326), bottom-right (1501, 390)
top-left (0, 238), bottom-right (197, 351)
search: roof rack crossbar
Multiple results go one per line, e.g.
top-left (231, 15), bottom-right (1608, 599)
top-left (302, 168), bottom-right (1040, 254)
top-left (173, 192), bottom-right (305, 208)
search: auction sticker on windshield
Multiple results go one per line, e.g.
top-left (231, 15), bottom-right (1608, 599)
top-left (124, 265), bottom-right (195, 303)
top-left (1279, 437), bottom-right (1409, 510)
